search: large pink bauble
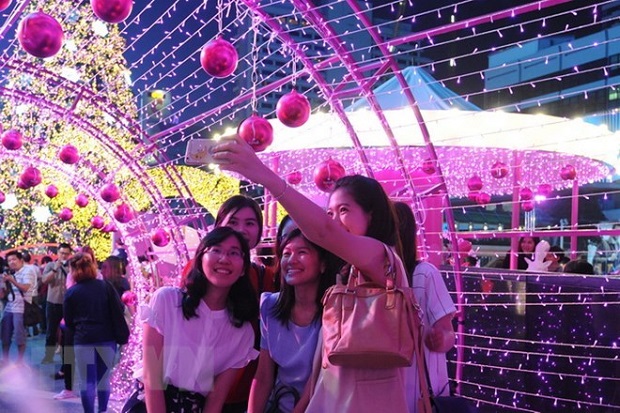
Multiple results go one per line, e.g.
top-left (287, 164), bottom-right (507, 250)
top-left (20, 166), bottom-right (42, 188)
top-left (537, 183), bottom-right (552, 198)
top-left (58, 144), bottom-right (80, 164)
top-left (114, 202), bottom-right (134, 223)
top-left (58, 207), bottom-right (73, 221)
top-left (421, 158), bottom-right (436, 175)
top-left (313, 159), bottom-right (346, 192)
top-left (151, 228), bottom-right (170, 247)
top-left (91, 0), bottom-right (133, 23)
top-left (75, 193), bottom-right (89, 208)
top-left (121, 290), bottom-right (138, 306)
top-left (467, 191), bottom-right (479, 203)
top-left (17, 11), bottom-right (64, 58)
top-left (467, 175), bottom-right (483, 191)
top-left (490, 161), bottom-right (509, 179)
top-left (100, 183), bottom-right (121, 203)
top-left (1, 129), bottom-right (23, 150)
top-left (476, 192), bottom-right (491, 206)
top-left (286, 171), bottom-right (302, 185)
top-left (17, 178), bottom-right (28, 190)
top-left (102, 223), bottom-right (117, 233)
top-left (560, 164), bottom-right (577, 180)
top-left (522, 200), bottom-right (535, 212)
top-left (519, 187), bottom-right (533, 201)
top-left (45, 184), bottom-right (59, 198)
top-left (0, 191), bottom-right (5, 204)
top-left (238, 115), bottom-right (273, 152)
top-left (457, 238), bottom-right (472, 258)
top-left (91, 215), bottom-right (105, 229)
top-left (200, 38), bottom-right (238, 78)
top-left (276, 91), bottom-right (311, 128)
top-left (0, 0), bottom-right (11, 12)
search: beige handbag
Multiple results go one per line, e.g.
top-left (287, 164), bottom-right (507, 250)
top-left (321, 244), bottom-right (421, 369)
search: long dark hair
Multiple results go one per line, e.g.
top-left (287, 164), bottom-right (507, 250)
top-left (393, 201), bottom-right (417, 283)
top-left (273, 228), bottom-right (339, 325)
top-left (214, 195), bottom-right (264, 248)
top-left (181, 227), bottom-right (259, 326)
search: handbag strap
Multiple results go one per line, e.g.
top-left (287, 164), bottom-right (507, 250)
top-left (413, 309), bottom-right (433, 413)
top-left (345, 243), bottom-right (398, 290)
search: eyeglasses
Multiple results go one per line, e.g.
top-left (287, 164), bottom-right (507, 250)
top-left (205, 246), bottom-right (244, 261)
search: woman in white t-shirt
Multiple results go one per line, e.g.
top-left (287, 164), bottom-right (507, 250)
top-left (142, 227), bottom-right (260, 413)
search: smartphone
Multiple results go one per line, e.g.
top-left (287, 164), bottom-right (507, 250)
top-left (185, 139), bottom-right (218, 166)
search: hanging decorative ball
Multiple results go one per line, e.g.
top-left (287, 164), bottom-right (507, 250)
top-left (75, 193), bottom-right (89, 208)
top-left (151, 228), bottom-right (171, 247)
top-left (45, 184), bottom-right (59, 198)
top-left (200, 37), bottom-right (238, 78)
top-left (519, 187), bottom-right (533, 201)
top-left (58, 144), bottom-right (80, 164)
top-left (91, 215), bottom-right (105, 229)
top-left (313, 159), bottom-right (346, 192)
top-left (476, 192), bottom-right (491, 206)
top-left (1, 129), bottom-right (23, 150)
top-left (276, 90), bottom-right (311, 128)
top-left (0, 191), bottom-right (5, 204)
top-left (0, 0), bottom-right (11, 12)
top-left (560, 164), bottom-right (577, 180)
top-left (17, 178), bottom-right (28, 190)
top-left (58, 207), bottom-right (73, 221)
top-left (100, 183), bottom-right (121, 203)
top-left (286, 171), bottom-right (302, 185)
top-left (238, 114), bottom-right (273, 152)
top-left (113, 202), bottom-right (134, 223)
top-left (467, 175), bottom-right (483, 192)
top-left (121, 290), bottom-right (138, 307)
top-left (467, 191), bottom-right (479, 203)
top-left (91, 0), bottom-right (133, 23)
top-left (19, 166), bottom-right (42, 188)
top-left (101, 222), bottom-right (117, 233)
top-left (522, 200), bottom-right (535, 212)
top-left (421, 158), bottom-right (436, 175)
top-left (457, 238), bottom-right (472, 258)
top-left (490, 161), bottom-right (509, 179)
top-left (537, 183), bottom-right (553, 198)
top-left (17, 11), bottom-right (64, 58)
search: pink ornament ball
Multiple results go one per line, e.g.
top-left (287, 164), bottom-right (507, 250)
top-left (45, 184), bottom-right (59, 198)
top-left (75, 193), bottom-right (89, 208)
top-left (151, 228), bottom-right (170, 247)
top-left (421, 159), bottom-right (436, 175)
top-left (58, 207), bottom-right (73, 221)
top-left (17, 11), bottom-right (64, 59)
top-left (101, 223), bottom-right (117, 233)
top-left (313, 159), bottom-right (346, 192)
top-left (121, 290), bottom-right (137, 306)
top-left (237, 115), bottom-right (273, 152)
top-left (17, 178), bottom-right (28, 190)
top-left (0, 0), bottom-right (11, 12)
top-left (522, 200), bottom-right (535, 212)
top-left (286, 171), bottom-right (302, 185)
top-left (519, 187), bottom-right (533, 201)
top-left (276, 91), bottom-right (311, 128)
top-left (537, 184), bottom-right (553, 198)
top-left (457, 238), bottom-right (472, 255)
top-left (114, 202), bottom-right (134, 223)
top-left (0, 191), bottom-right (5, 204)
top-left (476, 192), bottom-right (491, 206)
top-left (91, 0), bottom-right (133, 24)
top-left (200, 38), bottom-right (238, 78)
top-left (560, 164), bottom-right (577, 180)
top-left (467, 175), bottom-right (483, 191)
top-left (490, 161), bottom-right (509, 179)
top-left (467, 191), bottom-right (479, 203)
top-left (58, 144), bottom-right (80, 164)
top-left (100, 183), bottom-right (121, 203)
top-left (19, 166), bottom-right (42, 188)
top-left (1, 129), bottom-right (23, 150)
top-left (91, 215), bottom-right (105, 229)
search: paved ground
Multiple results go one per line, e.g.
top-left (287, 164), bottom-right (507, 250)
top-left (0, 332), bottom-right (125, 413)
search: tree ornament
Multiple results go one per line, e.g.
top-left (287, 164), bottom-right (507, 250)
top-left (537, 184), bottom-right (552, 198)
top-left (1, 129), bottom-right (23, 150)
top-left (560, 164), bottom-right (577, 180)
top-left (17, 11), bottom-right (64, 58)
top-left (121, 290), bottom-right (138, 306)
top-left (276, 90), bottom-right (311, 128)
top-left (91, 215), bottom-right (105, 229)
top-left (522, 200), bottom-right (535, 212)
top-left (476, 192), bottom-right (491, 206)
top-left (45, 184), bottom-right (59, 198)
top-left (100, 183), bottom-right (121, 203)
top-left (58, 207), bottom-right (73, 221)
top-left (467, 191), bottom-right (479, 203)
top-left (101, 222), bottom-right (116, 233)
top-left (238, 114), bottom-right (273, 152)
top-left (313, 159), bottom-right (346, 192)
top-left (0, 0), bottom-right (11, 12)
top-left (467, 175), bottom-right (483, 191)
top-left (490, 161), bottom-right (509, 179)
top-left (519, 187), bottom-right (533, 201)
top-left (286, 171), bottom-right (302, 185)
top-left (19, 166), bottom-right (42, 188)
top-left (75, 193), bottom-right (89, 208)
top-left (91, 0), bottom-right (133, 24)
top-left (200, 38), bottom-right (238, 78)
top-left (113, 202), bottom-right (134, 223)
top-left (151, 228), bottom-right (170, 247)
top-left (58, 144), bottom-right (80, 164)
top-left (0, 191), bottom-right (5, 204)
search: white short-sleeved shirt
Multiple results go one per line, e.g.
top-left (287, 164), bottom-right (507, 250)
top-left (141, 287), bottom-right (258, 395)
top-left (405, 261), bottom-right (456, 412)
top-left (4, 265), bottom-right (37, 314)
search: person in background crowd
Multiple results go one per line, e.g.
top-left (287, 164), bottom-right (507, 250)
top-left (101, 256), bottom-right (130, 299)
top-left (563, 258), bottom-right (595, 275)
top-left (502, 236), bottom-right (540, 270)
top-left (393, 201), bottom-right (456, 412)
top-left (142, 227), bottom-right (259, 413)
top-left (21, 251), bottom-right (41, 336)
top-left (38, 255), bottom-right (53, 334)
top-left (545, 246), bottom-right (567, 272)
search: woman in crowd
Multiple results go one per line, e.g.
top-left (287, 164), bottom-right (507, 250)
top-left (63, 252), bottom-right (120, 413)
top-left (393, 201), bottom-right (456, 412)
top-left (101, 255), bottom-right (130, 301)
top-left (249, 228), bottom-right (338, 413)
top-left (142, 227), bottom-right (259, 413)
top-left (502, 236), bottom-right (540, 270)
top-left (213, 136), bottom-right (411, 412)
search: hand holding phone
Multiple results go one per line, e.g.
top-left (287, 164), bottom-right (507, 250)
top-left (185, 139), bottom-right (218, 166)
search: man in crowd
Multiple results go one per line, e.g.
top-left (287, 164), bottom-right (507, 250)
top-left (22, 251), bottom-right (42, 336)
